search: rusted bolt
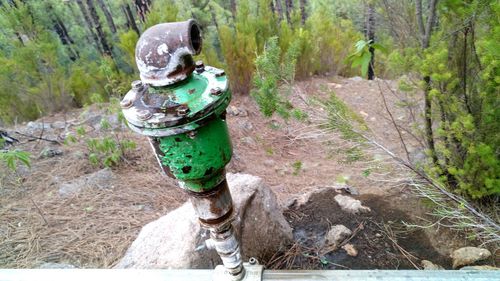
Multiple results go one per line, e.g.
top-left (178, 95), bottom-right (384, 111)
top-left (215, 70), bottom-right (226, 77)
top-left (176, 105), bottom-right (190, 116)
top-left (137, 109), bottom-right (152, 121)
top-left (210, 87), bottom-right (222, 96)
top-left (120, 99), bottom-right (133, 109)
top-left (195, 60), bottom-right (205, 73)
top-left (131, 80), bottom-right (144, 91)
top-left (187, 130), bottom-right (197, 139)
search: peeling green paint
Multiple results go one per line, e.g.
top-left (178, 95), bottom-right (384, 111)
top-left (158, 118), bottom-right (232, 192)
top-left (146, 69), bottom-right (233, 193)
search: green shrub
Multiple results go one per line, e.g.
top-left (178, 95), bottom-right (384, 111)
top-left (0, 150), bottom-right (31, 171)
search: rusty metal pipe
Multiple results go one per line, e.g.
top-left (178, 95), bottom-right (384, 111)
top-left (135, 19), bottom-right (202, 86)
top-left (189, 180), bottom-right (244, 278)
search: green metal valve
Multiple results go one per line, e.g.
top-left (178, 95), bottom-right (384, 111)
top-left (122, 19), bottom-right (244, 278)
top-left (123, 66), bottom-right (232, 192)
top-left (121, 19), bottom-right (233, 193)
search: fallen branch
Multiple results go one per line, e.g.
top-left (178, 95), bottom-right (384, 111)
top-left (14, 131), bottom-right (61, 145)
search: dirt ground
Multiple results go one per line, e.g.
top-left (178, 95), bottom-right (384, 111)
top-left (0, 75), bottom-right (495, 269)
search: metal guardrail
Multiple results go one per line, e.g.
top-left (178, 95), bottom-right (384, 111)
top-left (0, 269), bottom-right (498, 281)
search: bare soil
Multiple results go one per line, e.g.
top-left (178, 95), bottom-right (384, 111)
top-left (0, 75), bottom-right (494, 269)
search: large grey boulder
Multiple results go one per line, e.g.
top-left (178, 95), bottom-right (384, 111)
top-left (115, 173), bottom-right (293, 269)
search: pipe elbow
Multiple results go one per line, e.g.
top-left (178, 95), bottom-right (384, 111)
top-left (135, 19), bottom-right (202, 86)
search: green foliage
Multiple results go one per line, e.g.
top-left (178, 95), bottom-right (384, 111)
top-left (318, 90), bottom-right (367, 142)
top-left (292, 160), bottom-right (302, 175)
top-left (347, 39), bottom-right (387, 78)
top-left (385, 0), bottom-right (500, 199)
top-left (252, 36), bottom-right (299, 118)
top-left (86, 136), bottom-right (136, 168)
top-left (0, 150), bottom-right (31, 171)
top-left (219, 0), bottom-right (276, 95)
top-left (298, 9), bottom-right (363, 78)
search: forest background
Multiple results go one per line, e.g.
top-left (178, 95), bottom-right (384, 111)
top-left (0, 0), bottom-right (498, 206)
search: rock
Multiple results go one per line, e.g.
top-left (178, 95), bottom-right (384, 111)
top-left (79, 110), bottom-right (103, 127)
top-left (328, 83), bottom-right (343, 89)
top-left (51, 121), bottom-right (67, 130)
top-left (325, 225), bottom-right (352, 246)
top-left (39, 147), bottom-right (63, 158)
top-left (26, 121), bottom-right (51, 133)
top-left (238, 109), bottom-right (248, 117)
top-left (341, 243), bottom-right (358, 257)
top-left (227, 106), bottom-right (248, 117)
top-left (38, 262), bottom-right (77, 269)
top-left (115, 173), bottom-right (293, 269)
top-left (241, 137), bottom-right (256, 146)
top-left (285, 186), bottom-right (333, 209)
top-left (348, 76), bottom-right (363, 82)
top-left (238, 120), bottom-right (253, 132)
top-left (421, 260), bottom-right (444, 270)
top-left (460, 265), bottom-right (499, 270)
top-left (334, 194), bottom-right (371, 214)
top-left (359, 111), bottom-right (369, 117)
top-left (58, 168), bottom-right (115, 197)
top-left (263, 159), bottom-right (275, 167)
top-left (286, 186), bottom-right (361, 209)
top-left (451, 247), bottom-right (491, 269)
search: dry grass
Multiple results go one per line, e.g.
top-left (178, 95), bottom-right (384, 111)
top-left (0, 130), bottom-right (185, 268)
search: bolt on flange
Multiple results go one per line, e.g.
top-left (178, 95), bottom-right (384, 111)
top-left (137, 109), bottom-right (153, 121)
top-left (210, 87), bottom-right (223, 96)
top-left (131, 80), bottom-right (144, 91)
top-left (176, 105), bottom-right (190, 116)
top-left (120, 99), bottom-right (133, 109)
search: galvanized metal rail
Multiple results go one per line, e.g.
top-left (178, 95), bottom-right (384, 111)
top-left (0, 269), bottom-right (498, 281)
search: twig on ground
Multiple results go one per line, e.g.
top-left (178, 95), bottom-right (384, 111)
top-left (14, 131), bottom-right (61, 145)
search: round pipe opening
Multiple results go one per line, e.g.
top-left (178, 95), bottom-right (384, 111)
top-left (189, 23), bottom-right (202, 54)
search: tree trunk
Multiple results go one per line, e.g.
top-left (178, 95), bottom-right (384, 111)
top-left (423, 0), bottom-right (438, 49)
top-left (46, 2), bottom-right (78, 60)
top-left (96, 0), bottom-right (117, 33)
top-left (85, 0), bottom-right (113, 57)
top-left (299, 0), bottom-right (307, 25)
top-left (415, 0), bottom-right (439, 166)
top-left (134, 0), bottom-right (151, 23)
top-left (270, 0), bottom-right (275, 15)
top-left (230, 0), bottom-right (236, 21)
top-left (423, 75), bottom-right (438, 164)
top-left (365, 2), bottom-right (375, 80)
top-left (54, 17), bottom-right (79, 60)
top-left (275, 0), bottom-right (283, 22)
top-left (123, 3), bottom-right (140, 35)
top-left (209, 4), bottom-right (219, 33)
top-left (284, 0), bottom-right (293, 24)
top-left (76, 0), bottom-right (103, 54)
